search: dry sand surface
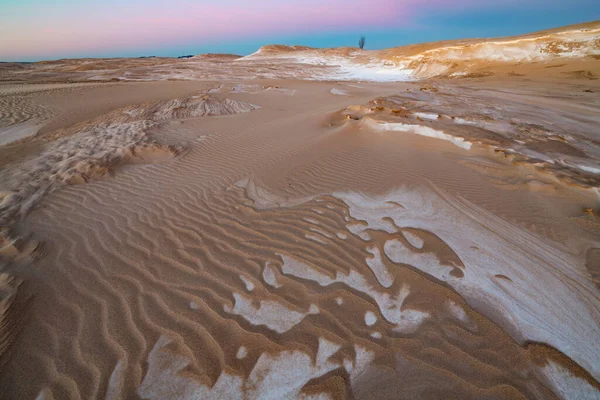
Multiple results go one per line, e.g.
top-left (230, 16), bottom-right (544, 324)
top-left (1, 22), bottom-right (600, 400)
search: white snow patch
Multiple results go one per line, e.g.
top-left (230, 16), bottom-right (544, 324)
top-left (330, 88), bottom-right (350, 96)
top-left (384, 239), bottom-right (455, 281)
top-left (365, 246), bottom-right (394, 288)
top-left (138, 335), bottom-right (347, 400)
top-left (236, 346), bottom-right (248, 360)
top-left (105, 360), bottom-right (124, 400)
top-left (576, 164), bottom-right (600, 175)
top-left (279, 253), bottom-right (429, 333)
top-left (366, 119), bottom-right (472, 150)
top-left (310, 227), bottom-right (333, 239)
top-left (446, 301), bottom-right (471, 324)
top-left (239, 275), bottom-right (255, 292)
top-left (347, 223), bottom-right (372, 241)
top-left (263, 261), bottom-right (282, 288)
top-left (414, 112), bottom-right (440, 121)
top-left (336, 232), bottom-right (348, 240)
top-left (0, 119), bottom-right (44, 146)
top-left (333, 187), bottom-right (600, 381)
top-left (364, 311), bottom-right (377, 326)
top-left (403, 231), bottom-right (424, 249)
top-left (344, 345), bottom-right (376, 384)
top-left (541, 361), bottom-right (600, 400)
top-left (138, 335), bottom-right (244, 400)
top-left (370, 332), bottom-right (382, 339)
top-left (224, 292), bottom-right (309, 333)
top-left (246, 337), bottom-right (341, 399)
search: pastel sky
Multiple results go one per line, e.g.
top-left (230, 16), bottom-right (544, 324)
top-left (1, 0), bottom-right (599, 61)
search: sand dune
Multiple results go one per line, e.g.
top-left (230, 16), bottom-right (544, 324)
top-left (0, 21), bottom-right (597, 84)
top-left (242, 21), bottom-right (600, 81)
top-left (1, 22), bottom-right (600, 400)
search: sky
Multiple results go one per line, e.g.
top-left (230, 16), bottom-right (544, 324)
top-left (1, 0), bottom-right (599, 61)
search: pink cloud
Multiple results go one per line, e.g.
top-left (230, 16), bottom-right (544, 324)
top-left (1, 0), bottom-right (407, 58)
top-left (0, 0), bottom-right (576, 59)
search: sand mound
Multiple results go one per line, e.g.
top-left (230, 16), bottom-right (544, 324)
top-left (132, 95), bottom-right (259, 120)
top-left (375, 22), bottom-right (600, 78)
top-left (196, 53), bottom-right (242, 60)
top-left (0, 95), bottom-right (259, 228)
top-left (333, 86), bottom-right (600, 192)
top-left (241, 21), bottom-right (600, 81)
top-left (249, 45), bottom-right (315, 57)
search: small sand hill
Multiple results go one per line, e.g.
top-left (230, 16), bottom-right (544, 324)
top-left (195, 54), bottom-right (242, 61)
top-left (244, 20), bottom-right (600, 80)
top-left (243, 45), bottom-right (371, 64)
top-left (250, 45), bottom-right (315, 56)
top-left (249, 45), bottom-right (361, 59)
top-left (382, 22), bottom-right (600, 78)
top-left (0, 95), bottom-right (259, 233)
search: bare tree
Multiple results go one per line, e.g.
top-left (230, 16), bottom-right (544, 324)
top-left (358, 36), bottom-right (366, 49)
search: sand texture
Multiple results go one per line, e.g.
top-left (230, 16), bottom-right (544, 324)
top-left (1, 21), bottom-right (600, 400)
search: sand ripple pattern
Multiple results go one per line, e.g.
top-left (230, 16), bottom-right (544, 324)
top-left (5, 171), bottom-right (598, 398)
top-left (0, 95), bottom-right (259, 375)
top-left (1, 82), bottom-right (598, 399)
top-left (0, 96), bottom-right (51, 129)
top-left (0, 95), bottom-right (258, 227)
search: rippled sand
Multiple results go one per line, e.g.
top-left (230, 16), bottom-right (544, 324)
top-left (1, 24), bottom-right (600, 400)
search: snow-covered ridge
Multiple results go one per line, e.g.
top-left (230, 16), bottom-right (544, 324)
top-left (241, 24), bottom-right (600, 81)
top-left (404, 28), bottom-right (600, 63)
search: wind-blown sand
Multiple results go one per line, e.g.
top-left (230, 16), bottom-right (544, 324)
top-left (1, 21), bottom-right (599, 400)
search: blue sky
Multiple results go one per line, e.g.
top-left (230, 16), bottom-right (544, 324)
top-left (0, 0), bottom-right (598, 61)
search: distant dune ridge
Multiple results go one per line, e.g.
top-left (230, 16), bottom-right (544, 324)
top-left (242, 20), bottom-right (600, 80)
top-left (0, 21), bottom-right (600, 400)
top-left (0, 20), bottom-right (598, 82)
